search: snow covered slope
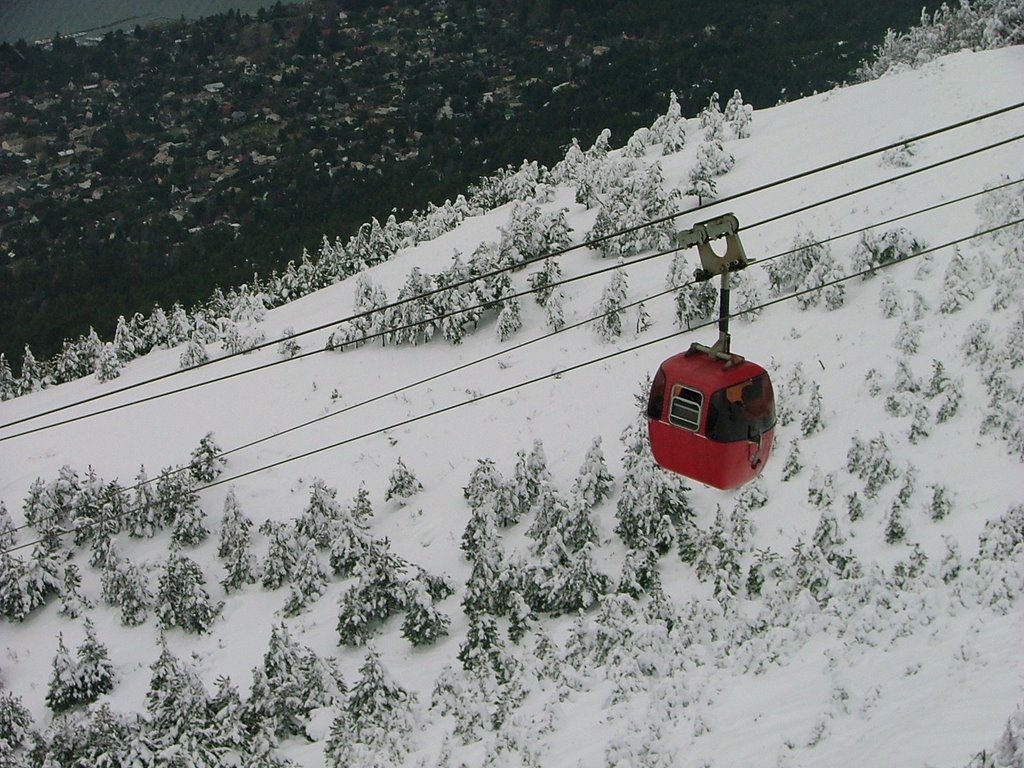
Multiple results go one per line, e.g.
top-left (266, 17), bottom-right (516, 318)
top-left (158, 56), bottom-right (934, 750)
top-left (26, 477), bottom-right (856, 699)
top-left (1, 46), bottom-right (1022, 768)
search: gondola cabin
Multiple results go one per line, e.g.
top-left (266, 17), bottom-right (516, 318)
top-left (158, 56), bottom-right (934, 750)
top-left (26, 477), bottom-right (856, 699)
top-left (647, 351), bottom-right (776, 490)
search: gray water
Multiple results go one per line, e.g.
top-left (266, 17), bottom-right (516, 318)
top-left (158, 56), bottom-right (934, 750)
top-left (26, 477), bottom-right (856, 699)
top-left (0, 0), bottom-right (286, 44)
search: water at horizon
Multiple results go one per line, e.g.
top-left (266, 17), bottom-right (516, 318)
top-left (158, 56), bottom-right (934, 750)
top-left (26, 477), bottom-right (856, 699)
top-left (0, 0), bottom-right (286, 44)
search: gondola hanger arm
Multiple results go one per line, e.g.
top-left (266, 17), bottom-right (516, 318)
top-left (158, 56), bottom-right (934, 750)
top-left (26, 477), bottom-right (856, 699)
top-left (676, 213), bottom-right (749, 281)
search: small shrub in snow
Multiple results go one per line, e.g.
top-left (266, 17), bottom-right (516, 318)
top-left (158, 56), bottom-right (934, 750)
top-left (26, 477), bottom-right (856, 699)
top-left (928, 483), bottom-right (955, 521)
top-left (939, 247), bottom-right (976, 313)
top-left (884, 506), bottom-right (908, 544)
top-left (781, 438), bottom-right (803, 481)
top-left (385, 458), bottom-right (423, 504)
top-left (851, 228), bottom-right (924, 277)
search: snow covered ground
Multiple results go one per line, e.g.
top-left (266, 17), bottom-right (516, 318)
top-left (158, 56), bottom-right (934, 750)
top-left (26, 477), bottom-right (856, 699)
top-left (1, 45), bottom-right (1022, 767)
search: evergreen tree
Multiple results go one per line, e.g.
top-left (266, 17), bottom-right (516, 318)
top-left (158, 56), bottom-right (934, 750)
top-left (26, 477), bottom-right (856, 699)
top-left (1, 544), bottom-right (61, 621)
top-left (17, 345), bottom-right (43, 396)
top-left (40, 703), bottom-right (135, 767)
top-left (528, 258), bottom-right (563, 306)
top-left (283, 538), bottom-right (328, 616)
top-left (217, 486), bottom-right (252, 558)
top-left (559, 498), bottom-right (599, 554)
top-left (349, 483), bottom-right (374, 525)
top-left (58, 562), bottom-right (90, 619)
top-left (596, 261), bottom-right (629, 341)
top-left (794, 239), bottom-right (845, 310)
top-left (846, 491), bottom-right (865, 522)
top-left (685, 152), bottom-right (718, 203)
top-left (675, 279), bottom-right (718, 329)
top-left (939, 536), bottom-right (962, 584)
top-left (73, 619), bottom-right (116, 706)
top-left (807, 468), bottom-right (838, 510)
top-left (927, 483), bottom-right (954, 521)
top-left (461, 496), bottom-right (502, 561)
top-left (0, 502), bottom-right (14, 551)
top-left (156, 550), bottom-right (220, 634)
top-left (326, 649), bottom-right (417, 768)
top-left (0, 689), bottom-right (33, 752)
top-left (939, 246), bottom-right (975, 313)
top-left (546, 542), bottom-right (610, 615)
top-left (0, 353), bottom-right (15, 401)
top-left (218, 488), bottom-right (258, 593)
top-left (800, 382), bottom-right (827, 436)
top-left (245, 623), bottom-right (339, 740)
top-left (894, 318), bottom-right (922, 354)
top-left (88, 480), bottom-right (127, 569)
top-left (457, 612), bottom-right (504, 675)
top-left (851, 433), bottom-right (900, 498)
top-left (112, 314), bottom-right (138, 359)
top-left (500, 444), bottom-right (543, 526)
top-left (507, 589), bottom-right (537, 644)
top-left (327, 507), bottom-right (373, 579)
top-left (401, 578), bottom-right (451, 646)
top-left (260, 520), bottom-right (299, 590)
top-left (724, 89), bottom-right (753, 138)
top-left (69, 467), bottom-right (104, 546)
top-left (615, 419), bottom-right (690, 553)
top-left (126, 466), bottom-right (160, 538)
top-left (650, 90), bottom-right (686, 154)
top-left (45, 635), bottom-right (79, 714)
top-left (189, 432), bottom-right (226, 484)
top-left (93, 343), bottom-right (122, 383)
top-left (102, 552), bottom-right (152, 627)
top-left (179, 333), bottom-right (211, 368)
top-left (169, 476), bottom-right (208, 548)
top-left (463, 458), bottom-right (505, 512)
top-left (496, 295), bottom-right (523, 342)
top-left (385, 458), bottom-right (423, 504)
top-left (142, 644), bottom-right (217, 764)
top-left (206, 676), bottom-right (252, 761)
top-left (545, 288), bottom-right (567, 331)
top-left (570, 436), bottom-right (615, 509)
top-left (462, 534), bottom-right (513, 617)
top-left (884, 505), bottom-right (907, 544)
top-left (297, 479), bottom-right (341, 548)
top-left (878, 276), bottom-right (904, 318)
top-left (926, 360), bottom-right (963, 422)
top-left (782, 438), bottom-right (803, 481)
top-left (336, 541), bottom-right (408, 645)
top-left (617, 548), bottom-right (662, 599)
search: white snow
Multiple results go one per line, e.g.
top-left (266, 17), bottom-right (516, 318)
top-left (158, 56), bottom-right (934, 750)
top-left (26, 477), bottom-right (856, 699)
top-left (1, 45), bottom-right (1023, 767)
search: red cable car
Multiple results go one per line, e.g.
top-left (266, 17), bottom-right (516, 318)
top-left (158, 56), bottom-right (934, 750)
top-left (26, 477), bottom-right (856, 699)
top-left (647, 351), bottom-right (775, 490)
top-left (646, 213), bottom-right (776, 490)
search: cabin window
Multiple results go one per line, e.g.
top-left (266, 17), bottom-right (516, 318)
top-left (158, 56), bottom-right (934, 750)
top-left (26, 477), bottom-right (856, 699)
top-left (668, 385), bottom-right (703, 431)
top-left (705, 374), bottom-right (776, 442)
top-left (646, 366), bottom-right (666, 421)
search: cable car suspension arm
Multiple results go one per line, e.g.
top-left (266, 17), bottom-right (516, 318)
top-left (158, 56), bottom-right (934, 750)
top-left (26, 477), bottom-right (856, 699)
top-left (675, 213), bottom-right (751, 364)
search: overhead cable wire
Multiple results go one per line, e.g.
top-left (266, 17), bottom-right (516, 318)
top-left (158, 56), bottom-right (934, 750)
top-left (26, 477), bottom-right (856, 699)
top-left (218, 174), bottom-right (1024, 459)
top-left (5, 215), bottom-right (1020, 555)
top-left (3, 129), bottom-right (1022, 442)
top-left (3, 101), bottom-right (1022, 432)
top-left (8, 179), bottom-right (1015, 539)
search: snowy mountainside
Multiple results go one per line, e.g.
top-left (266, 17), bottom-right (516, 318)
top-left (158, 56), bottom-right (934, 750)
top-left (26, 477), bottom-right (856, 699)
top-left (1, 46), bottom-right (1023, 767)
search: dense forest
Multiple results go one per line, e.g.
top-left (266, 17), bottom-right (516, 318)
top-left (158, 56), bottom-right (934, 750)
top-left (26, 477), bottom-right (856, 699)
top-left (0, 0), bottom-right (929, 366)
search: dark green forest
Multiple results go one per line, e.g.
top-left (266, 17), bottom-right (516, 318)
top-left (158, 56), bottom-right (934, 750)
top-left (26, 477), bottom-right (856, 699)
top-left (0, 0), bottom-right (929, 366)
